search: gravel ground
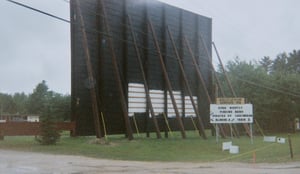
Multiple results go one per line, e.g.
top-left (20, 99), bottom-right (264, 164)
top-left (0, 150), bottom-right (299, 174)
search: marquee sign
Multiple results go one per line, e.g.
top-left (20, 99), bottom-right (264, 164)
top-left (210, 104), bottom-right (253, 124)
top-left (216, 98), bottom-right (245, 104)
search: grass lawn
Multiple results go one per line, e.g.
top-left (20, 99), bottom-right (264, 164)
top-left (0, 131), bottom-right (299, 163)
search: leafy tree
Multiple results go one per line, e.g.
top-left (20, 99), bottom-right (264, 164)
top-left (219, 50), bottom-right (300, 132)
top-left (271, 50), bottom-right (300, 74)
top-left (286, 50), bottom-right (300, 73)
top-left (259, 56), bottom-right (272, 73)
top-left (12, 92), bottom-right (28, 114)
top-left (0, 80), bottom-right (71, 121)
top-left (271, 53), bottom-right (288, 73)
top-left (27, 80), bottom-right (49, 115)
top-left (47, 92), bottom-right (71, 121)
top-left (0, 93), bottom-right (17, 114)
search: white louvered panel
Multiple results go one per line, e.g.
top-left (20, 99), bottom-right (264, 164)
top-left (128, 83), bottom-right (146, 116)
top-left (167, 91), bottom-right (182, 118)
top-left (149, 89), bottom-right (164, 117)
top-left (184, 96), bottom-right (198, 117)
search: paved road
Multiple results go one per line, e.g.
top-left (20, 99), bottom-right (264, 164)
top-left (0, 150), bottom-right (299, 174)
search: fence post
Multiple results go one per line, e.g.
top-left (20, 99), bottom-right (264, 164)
top-left (0, 130), bottom-right (4, 140)
top-left (288, 134), bottom-right (294, 159)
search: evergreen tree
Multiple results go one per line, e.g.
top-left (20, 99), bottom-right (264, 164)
top-left (36, 106), bottom-right (61, 145)
top-left (27, 80), bottom-right (49, 115)
top-left (0, 93), bottom-right (17, 114)
top-left (27, 81), bottom-right (62, 145)
top-left (13, 92), bottom-right (28, 114)
top-left (259, 56), bottom-right (272, 73)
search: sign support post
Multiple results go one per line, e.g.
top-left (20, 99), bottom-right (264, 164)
top-left (216, 124), bottom-right (219, 143)
top-left (230, 124), bottom-right (233, 139)
top-left (250, 123), bottom-right (253, 144)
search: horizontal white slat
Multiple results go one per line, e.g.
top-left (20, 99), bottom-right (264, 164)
top-left (128, 83), bottom-right (144, 88)
top-left (128, 97), bottom-right (146, 103)
top-left (167, 101), bottom-right (182, 105)
top-left (167, 95), bottom-right (182, 100)
top-left (167, 109), bottom-right (183, 113)
top-left (185, 108), bottom-right (195, 112)
top-left (128, 92), bottom-right (146, 98)
top-left (151, 98), bottom-right (164, 103)
top-left (150, 90), bottom-right (164, 94)
top-left (150, 93), bottom-right (164, 98)
top-left (128, 103), bottom-right (146, 108)
top-left (128, 87), bottom-right (145, 93)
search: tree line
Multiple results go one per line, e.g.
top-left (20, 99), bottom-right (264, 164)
top-left (218, 50), bottom-right (300, 132)
top-left (0, 80), bottom-right (70, 121)
top-left (1, 50), bottom-right (299, 133)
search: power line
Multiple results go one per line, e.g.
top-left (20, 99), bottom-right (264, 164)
top-left (68, 1), bottom-right (300, 98)
top-left (6, 0), bottom-right (70, 23)
top-left (234, 77), bottom-right (300, 98)
top-left (8, 0), bottom-right (300, 99)
top-left (246, 76), bottom-right (300, 96)
top-left (5, 0), bottom-right (213, 72)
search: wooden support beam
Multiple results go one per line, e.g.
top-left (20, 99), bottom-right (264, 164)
top-left (98, 0), bottom-right (133, 140)
top-left (212, 42), bottom-right (236, 97)
top-left (75, 0), bottom-right (102, 138)
top-left (166, 26), bottom-right (207, 139)
top-left (183, 36), bottom-right (226, 139)
top-left (127, 15), bottom-right (162, 139)
top-left (211, 42), bottom-right (251, 137)
top-left (183, 36), bottom-right (212, 104)
top-left (148, 19), bottom-right (186, 139)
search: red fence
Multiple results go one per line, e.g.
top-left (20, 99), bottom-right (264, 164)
top-left (0, 122), bottom-right (76, 137)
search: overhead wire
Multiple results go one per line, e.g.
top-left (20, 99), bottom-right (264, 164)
top-left (233, 76), bottom-right (300, 98)
top-left (67, 0), bottom-right (212, 61)
top-left (215, 49), bottom-right (300, 97)
top-left (7, 0), bottom-right (300, 99)
top-left (217, 72), bottom-right (300, 99)
top-left (6, 0), bottom-right (70, 23)
top-left (249, 73), bottom-right (300, 95)
top-left (6, 0), bottom-right (207, 71)
top-left (75, 0), bottom-right (300, 98)
top-left (236, 78), bottom-right (297, 97)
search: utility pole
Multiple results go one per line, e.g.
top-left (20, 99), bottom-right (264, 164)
top-left (0, 103), bottom-right (2, 117)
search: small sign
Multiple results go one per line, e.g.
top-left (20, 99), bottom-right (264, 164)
top-left (295, 118), bottom-right (300, 130)
top-left (216, 98), bottom-right (245, 104)
top-left (210, 104), bottom-right (253, 124)
top-left (264, 136), bottom-right (276, 142)
top-left (222, 141), bottom-right (232, 151)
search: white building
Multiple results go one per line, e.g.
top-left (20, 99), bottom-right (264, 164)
top-left (27, 115), bottom-right (39, 122)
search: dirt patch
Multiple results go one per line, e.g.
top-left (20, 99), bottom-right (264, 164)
top-left (0, 150), bottom-right (299, 174)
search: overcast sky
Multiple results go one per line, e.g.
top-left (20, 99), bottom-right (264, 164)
top-left (1, 0), bottom-right (299, 94)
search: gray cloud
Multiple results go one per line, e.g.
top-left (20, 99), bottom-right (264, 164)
top-left (1, 0), bottom-right (299, 94)
top-left (159, 0), bottom-right (300, 63)
top-left (0, 0), bottom-right (70, 94)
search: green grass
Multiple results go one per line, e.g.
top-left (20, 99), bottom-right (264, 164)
top-left (0, 131), bottom-right (299, 163)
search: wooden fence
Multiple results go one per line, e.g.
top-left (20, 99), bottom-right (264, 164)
top-left (0, 121), bottom-right (76, 139)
